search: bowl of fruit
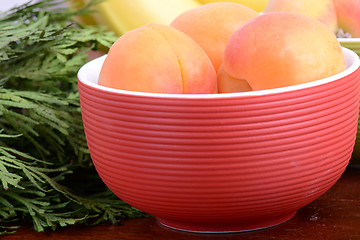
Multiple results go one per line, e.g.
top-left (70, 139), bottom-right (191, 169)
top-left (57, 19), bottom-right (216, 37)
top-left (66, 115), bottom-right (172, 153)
top-left (334, 0), bottom-right (360, 163)
top-left (262, 0), bottom-right (360, 165)
top-left (78, 8), bottom-right (360, 233)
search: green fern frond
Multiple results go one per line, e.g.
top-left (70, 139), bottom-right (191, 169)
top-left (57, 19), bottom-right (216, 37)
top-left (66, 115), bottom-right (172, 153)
top-left (0, 0), bottom-right (147, 235)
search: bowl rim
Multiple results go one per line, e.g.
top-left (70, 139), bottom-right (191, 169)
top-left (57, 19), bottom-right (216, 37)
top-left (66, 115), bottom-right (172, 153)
top-left (78, 47), bottom-right (360, 99)
top-left (338, 38), bottom-right (360, 43)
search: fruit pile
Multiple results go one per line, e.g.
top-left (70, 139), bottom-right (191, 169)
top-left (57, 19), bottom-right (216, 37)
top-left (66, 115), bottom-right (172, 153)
top-left (98, 1), bottom-right (351, 94)
top-left (82, 0), bottom-right (360, 38)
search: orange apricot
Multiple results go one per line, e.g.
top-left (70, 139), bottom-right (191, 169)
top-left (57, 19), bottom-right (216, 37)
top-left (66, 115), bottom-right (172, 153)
top-left (223, 12), bottom-right (346, 91)
top-left (333, 0), bottom-right (360, 38)
top-left (98, 24), bottom-right (217, 94)
top-left (217, 65), bottom-right (252, 93)
top-left (171, 2), bottom-right (258, 72)
top-left (264, 0), bottom-right (338, 33)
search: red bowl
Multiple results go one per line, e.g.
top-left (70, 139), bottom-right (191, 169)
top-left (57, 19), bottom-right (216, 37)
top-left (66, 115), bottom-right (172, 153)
top-left (78, 48), bottom-right (360, 233)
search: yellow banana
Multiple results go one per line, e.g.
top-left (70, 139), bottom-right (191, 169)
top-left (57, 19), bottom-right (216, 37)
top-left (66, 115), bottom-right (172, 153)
top-left (71, 0), bottom-right (201, 36)
top-left (196, 0), bottom-right (269, 12)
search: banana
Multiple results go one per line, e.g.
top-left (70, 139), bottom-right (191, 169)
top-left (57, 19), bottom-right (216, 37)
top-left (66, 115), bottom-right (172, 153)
top-left (196, 0), bottom-right (269, 12)
top-left (71, 0), bottom-right (201, 36)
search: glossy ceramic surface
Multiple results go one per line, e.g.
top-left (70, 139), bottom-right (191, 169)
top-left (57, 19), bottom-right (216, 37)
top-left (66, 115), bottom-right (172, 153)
top-left (338, 39), bottom-right (360, 165)
top-left (78, 48), bottom-right (360, 233)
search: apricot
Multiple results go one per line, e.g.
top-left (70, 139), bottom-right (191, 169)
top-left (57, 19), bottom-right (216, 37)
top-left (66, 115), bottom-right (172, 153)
top-left (223, 12), bottom-right (346, 91)
top-left (98, 24), bottom-right (217, 94)
top-left (217, 65), bottom-right (252, 93)
top-left (333, 0), bottom-right (360, 38)
top-left (264, 0), bottom-right (338, 33)
top-left (170, 2), bottom-right (258, 72)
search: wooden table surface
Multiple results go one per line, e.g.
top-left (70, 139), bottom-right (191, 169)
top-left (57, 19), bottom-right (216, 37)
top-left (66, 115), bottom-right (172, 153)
top-left (3, 166), bottom-right (360, 240)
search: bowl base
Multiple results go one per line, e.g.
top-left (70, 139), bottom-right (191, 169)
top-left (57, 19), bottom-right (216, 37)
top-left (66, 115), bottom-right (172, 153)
top-left (157, 211), bottom-right (296, 233)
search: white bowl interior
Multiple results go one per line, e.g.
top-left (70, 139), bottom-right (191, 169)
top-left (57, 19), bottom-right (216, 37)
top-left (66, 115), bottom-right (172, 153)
top-left (78, 47), bottom-right (360, 99)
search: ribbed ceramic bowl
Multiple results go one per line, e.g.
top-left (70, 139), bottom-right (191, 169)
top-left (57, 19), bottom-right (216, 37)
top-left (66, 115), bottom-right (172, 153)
top-left (78, 48), bottom-right (360, 233)
top-left (338, 39), bottom-right (360, 165)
